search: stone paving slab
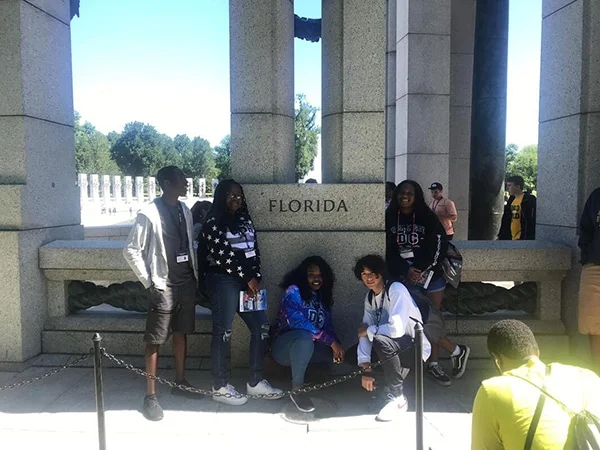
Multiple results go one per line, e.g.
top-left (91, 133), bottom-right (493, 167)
top-left (0, 365), bottom-right (492, 449)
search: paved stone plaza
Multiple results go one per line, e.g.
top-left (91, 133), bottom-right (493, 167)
top-left (0, 362), bottom-right (495, 449)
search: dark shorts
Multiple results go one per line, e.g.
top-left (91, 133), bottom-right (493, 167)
top-left (144, 278), bottom-right (196, 345)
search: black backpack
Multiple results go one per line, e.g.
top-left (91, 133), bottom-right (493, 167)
top-left (368, 280), bottom-right (429, 325)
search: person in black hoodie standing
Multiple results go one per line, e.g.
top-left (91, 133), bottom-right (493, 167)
top-left (202, 179), bottom-right (283, 405)
top-left (386, 180), bottom-right (470, 386)
top-left (498, 175), bottom-right (536, 240)
top-left (578, 187), bottom-right (600, 373)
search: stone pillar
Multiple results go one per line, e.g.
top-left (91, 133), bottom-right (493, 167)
top-left (135, 176), bottom-right (144, 202)
top-left (537, 0), bottom-right (600, 353)
top-left (186, 177), bottom-right (193, 198)
top-left (229, 0), bottom-right (295, 183)
top-left (90, 174), bottom-right (100, 202)
top-left (198, 178), bottom-right (206, 197)
top-left (77, 174), bottom-right (88, 205)
top-left (112, 175), bottom-right (122, 205)
top-left (100, 175), bottom-right (111, 202)
top-left (468, 0), bottom-right (509, 240)
top-left (394, 1), bottom-right (451, 189)
top-left (147, 177), bottom-right (156, 201)
top-left (449, 0), bottom-right (476, 239)
top-left (124, 176), bottom-right (133, 203)
top-left (385, 0), bottom-right (397, 182)
top-left (322, 0), bottom-right (386, 183)
top-left (0, 0), bottom-right (82, 365)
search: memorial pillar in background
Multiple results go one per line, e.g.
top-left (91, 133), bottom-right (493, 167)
top-left (321, 0), bottom-right (386, 183)
top-left (468, 0), bottom-right (509, 240)
top-left (0, 0), bottom-right (82, 366)
top-left (230, 0), bottom-right (295, 183)
top-left (537, 0), bottom-right (600, 358)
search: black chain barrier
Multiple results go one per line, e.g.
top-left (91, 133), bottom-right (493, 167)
top-left (0, 328), bottom-right (428, 450)
top-left (0, 352), bottom-right (90, 391)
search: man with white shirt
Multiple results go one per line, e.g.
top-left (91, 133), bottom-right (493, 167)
top-left (353, 254), bottom-right (431, 422)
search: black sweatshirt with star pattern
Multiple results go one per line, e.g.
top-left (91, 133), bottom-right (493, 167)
top-left (201, 213), bottom-right (262, 283)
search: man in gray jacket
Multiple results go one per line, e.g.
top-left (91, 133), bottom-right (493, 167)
top-left (124, 166), bottom-right (200, 421)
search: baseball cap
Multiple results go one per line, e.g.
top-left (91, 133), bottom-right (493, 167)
top-left (429, 182), bottom-right (443, 191)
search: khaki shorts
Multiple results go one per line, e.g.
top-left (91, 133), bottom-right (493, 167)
top-left (144, 278), bottom-right (196, 345)
top-left (578, 264), bottom-right (600, 335)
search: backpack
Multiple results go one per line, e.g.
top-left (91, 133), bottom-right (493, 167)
top-left (510, 366), bottom-right (600, 450)
top-left (441, 242), bottom-right (463, 289)
top-left (368, 280), bottom-right (430, 325)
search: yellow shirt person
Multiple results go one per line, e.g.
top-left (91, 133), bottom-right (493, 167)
top-left (510, 193), bottom-right (524, 240)
top-left (471, 320), bottom-right (600, 450)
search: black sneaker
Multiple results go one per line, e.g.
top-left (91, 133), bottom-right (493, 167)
top-left (290, 392), bottom-right (315, 413)
top-left (427, 363), bottom-right (451, 386)
top-left (171, 379), bottom-right (205, 399)
top-left (142, 394), bottom-right (164, 421)
top-left (451, 345), bottom-right (471, 379)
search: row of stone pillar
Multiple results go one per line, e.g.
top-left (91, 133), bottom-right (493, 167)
top-left (77, 174), bottom-right (212, 203)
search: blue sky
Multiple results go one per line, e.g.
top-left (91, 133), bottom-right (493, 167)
top-left (71, 0), bottom-right (540, 149)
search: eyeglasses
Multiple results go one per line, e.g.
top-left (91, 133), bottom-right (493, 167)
top-left (361, 272), bottom-right (380, 280)
top-left (227, 195), bottom-right (243, 201)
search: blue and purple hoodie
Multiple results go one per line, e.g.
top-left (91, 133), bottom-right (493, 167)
top-left (272, 285), bottom-right (339, 346)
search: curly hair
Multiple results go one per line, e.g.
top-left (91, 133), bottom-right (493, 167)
top-left (353, 254), bottom-right (386, 280)
top-left (280, 256), bottom-right (335, 311)
top-left (487, 319), bottom-right (539, 360)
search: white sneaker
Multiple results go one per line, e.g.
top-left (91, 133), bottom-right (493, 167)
top-left (212, 384), bottom-right (248, 406)
top-left (375, 393), bottom-right (408, 422)
top-left (246, 380), bottom-right (284, 400)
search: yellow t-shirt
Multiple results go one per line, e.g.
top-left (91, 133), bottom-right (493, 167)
top-left (471, 358), bottom-right (600, 450)
top-left (510, 194), bottom-right (524, 240)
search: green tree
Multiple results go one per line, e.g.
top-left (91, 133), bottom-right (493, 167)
top-left (294, 94), bottom-right (320, 181)
top-left (507, 144), bottom-right (538, 192)
top-left (110, 122), bottom-right (169, 176)
top-left (214, 134), bottom-right (231, 180)
top-left (74, 111), bottom-right (120, 174)
top-left (505, 143), bottom-right (518, 174)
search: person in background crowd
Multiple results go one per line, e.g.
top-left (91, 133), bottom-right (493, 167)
top-left (386, 180), bottom-right (470, 386)
top-left (578, 187), bottom-right (600, 374)
top-left (190, 200), bottom-right (212, 240)
top-left (385, 181), bottom-right (396, 209)
top-left (498, 175), bottom-right (536, 240)
top-left (351, 254), bottom-right (431, 422)
top-left (123, 166), bottom-right (201, 421)
top-left (427, 182), bottom-right (458, 240)
top-left (471, 319), bottom-right (600, 449)
top-left (202, 179), bottom-right (283, 405)
top-left (270, 256), bottom-right (344, 413)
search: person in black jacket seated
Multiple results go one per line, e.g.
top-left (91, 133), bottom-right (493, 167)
top-left (202, 179), bottom-right (283, 405)
top-left (498, 175), bottom-right (536, 240)
top-left (386, 180), bottom-right (470, 386)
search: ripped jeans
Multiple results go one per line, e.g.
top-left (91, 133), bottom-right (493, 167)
top-left (206, 273), bottom-right (269, 389)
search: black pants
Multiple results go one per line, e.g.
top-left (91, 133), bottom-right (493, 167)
top-left (346, 334), bottom-right (415, 395)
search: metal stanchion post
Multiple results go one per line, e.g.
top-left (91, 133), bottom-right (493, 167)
top-left (93, 333), bottom-right (107, 450)
top-left (415, 322), bottom-right (424, 450)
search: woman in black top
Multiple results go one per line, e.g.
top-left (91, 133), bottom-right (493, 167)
top-left (386, 180), bottom-right (469, 386)
top-left (202, 179), bottom-right (283, 405)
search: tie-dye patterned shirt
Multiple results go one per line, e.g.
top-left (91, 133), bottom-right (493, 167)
top-left (272, 285), bottom-right (338, 346)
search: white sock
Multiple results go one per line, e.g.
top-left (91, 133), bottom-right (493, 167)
top-left (451, 346), bottom-right (461, 357)
top-left (428, 361), bottom-right (439, 367)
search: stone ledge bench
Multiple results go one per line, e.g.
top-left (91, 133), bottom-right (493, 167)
top-left (39, 239), bottom-right (572, 362)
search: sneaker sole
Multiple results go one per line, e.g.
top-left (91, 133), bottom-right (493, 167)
top-left (212, 394), bottom-right (248, 406)
top-left (246, 387), bottom-right (284, 400)
top-left (452, 346), bottom-right (471, 379)
top-left (290, 395), bottom-right (315, 413)
top-left (142, 409), bottom-right (164, 421)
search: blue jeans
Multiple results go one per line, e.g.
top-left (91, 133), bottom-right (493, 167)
top-left (206, 273), bottom-right (269, 389)
top-left (271, 329), bottom-right (333, 388)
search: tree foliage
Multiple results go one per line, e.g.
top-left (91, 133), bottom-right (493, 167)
top-left (214, 135), bottom-right (231, 180)
top-left (294, 94), bottom-right (320, 181)
top-left (74, 112), bottom-right (120, 175)
top-left (506, 143), bottom-right (538, 192)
